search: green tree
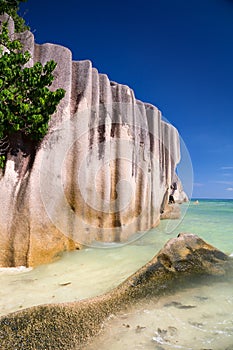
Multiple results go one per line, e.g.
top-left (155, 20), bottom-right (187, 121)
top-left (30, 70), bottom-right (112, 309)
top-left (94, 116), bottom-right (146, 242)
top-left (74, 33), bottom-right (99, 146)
top-left (0, 0), bottom-right (29, 32)
top-left (0, 19), bottom-right (65, 169)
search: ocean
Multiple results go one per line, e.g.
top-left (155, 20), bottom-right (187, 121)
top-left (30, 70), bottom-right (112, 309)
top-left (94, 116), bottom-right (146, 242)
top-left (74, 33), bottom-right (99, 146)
top-left (0, 199), bottom-right (233, 349)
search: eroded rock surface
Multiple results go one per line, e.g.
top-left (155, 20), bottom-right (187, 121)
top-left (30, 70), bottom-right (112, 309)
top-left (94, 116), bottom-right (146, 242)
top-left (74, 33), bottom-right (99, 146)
top-left (0, 233), bottom-right (231, 349)
top-left (0, 16), bottom-right (187, 266)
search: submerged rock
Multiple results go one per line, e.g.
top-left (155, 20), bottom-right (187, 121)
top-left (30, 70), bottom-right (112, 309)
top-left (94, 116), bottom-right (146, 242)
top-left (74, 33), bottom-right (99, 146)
top-left (0, 233), bottom-right (231, 349)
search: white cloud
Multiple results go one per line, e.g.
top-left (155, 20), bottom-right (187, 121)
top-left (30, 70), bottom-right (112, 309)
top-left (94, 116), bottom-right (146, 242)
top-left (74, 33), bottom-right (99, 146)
top-left (193, 182), bottom-right (204, 187)
top-left (221, 166), bottom-right (233, 170)
top-left (226, 187), bottom-right (233, 191)
top-left (211, 181), bottom-right (233, 185)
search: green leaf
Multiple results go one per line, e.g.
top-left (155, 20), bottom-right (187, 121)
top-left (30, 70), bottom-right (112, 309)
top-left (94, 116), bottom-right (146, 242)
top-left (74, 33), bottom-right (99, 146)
top-left (0, 16), bottom-right (66, 170)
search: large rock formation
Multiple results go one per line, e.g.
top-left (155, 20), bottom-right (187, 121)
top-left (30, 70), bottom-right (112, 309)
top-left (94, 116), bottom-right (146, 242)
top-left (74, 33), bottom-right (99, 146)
top-left (0, 233), bottom-right (231, 349)
top-left (0, 16), bottom-right (187, 267)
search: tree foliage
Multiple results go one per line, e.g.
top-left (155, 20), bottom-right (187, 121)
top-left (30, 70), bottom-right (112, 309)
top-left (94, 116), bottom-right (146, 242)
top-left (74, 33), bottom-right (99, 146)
top-left (0, 19), bottom-right (65, 168)
top-left (0, 0), bottom-right (29, 32)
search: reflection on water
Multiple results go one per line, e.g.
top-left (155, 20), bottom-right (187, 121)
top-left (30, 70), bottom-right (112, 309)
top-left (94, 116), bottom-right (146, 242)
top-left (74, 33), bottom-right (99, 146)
top-left (0, 199), bottom-right (232, 349)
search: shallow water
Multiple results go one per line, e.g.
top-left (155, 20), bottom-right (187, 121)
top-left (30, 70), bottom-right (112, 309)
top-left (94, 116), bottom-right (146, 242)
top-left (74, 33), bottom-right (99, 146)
top-left (85, 277), bottom-right (233, 350)
top-left (0, 199), bottom-right (233, 349)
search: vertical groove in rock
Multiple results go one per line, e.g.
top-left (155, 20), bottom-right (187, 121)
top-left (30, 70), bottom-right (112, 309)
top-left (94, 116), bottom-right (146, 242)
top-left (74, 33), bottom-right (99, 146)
top-left (0, 24), bottom-right (187, 267)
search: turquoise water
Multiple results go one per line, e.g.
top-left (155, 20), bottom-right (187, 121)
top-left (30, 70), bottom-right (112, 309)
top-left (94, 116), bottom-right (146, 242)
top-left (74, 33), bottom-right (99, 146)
top-left (0, 199), bottom-right (232, 349)
top-left (130, 199), bottom-right (233, 257)
top-left (154, 199), bottom-right (233, 254)
top-left (181, 199), bottom-right (233, 253)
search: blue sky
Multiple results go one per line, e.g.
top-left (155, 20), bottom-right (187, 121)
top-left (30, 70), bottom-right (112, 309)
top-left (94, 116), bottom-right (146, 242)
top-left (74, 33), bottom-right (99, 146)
top-left (20, 0), bottom-right (233, 199)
